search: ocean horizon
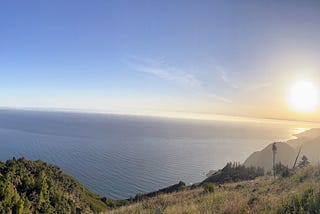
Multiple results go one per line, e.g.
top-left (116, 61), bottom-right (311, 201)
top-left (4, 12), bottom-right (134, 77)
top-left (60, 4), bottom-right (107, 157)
top-left (0, 109), bottom-right (316, 199)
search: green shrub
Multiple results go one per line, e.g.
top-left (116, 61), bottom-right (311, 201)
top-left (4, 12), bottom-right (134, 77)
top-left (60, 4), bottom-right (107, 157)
top-left (203, 183), bottom-right (215, 193)
top-left (0, 157), bottom-right (109, 213)
top-left (203, 162), bottom-right (264, 184)
top-left (279, 187), bottom-right (320, 213)
top-left (275, 163), bottom-right (292, 178)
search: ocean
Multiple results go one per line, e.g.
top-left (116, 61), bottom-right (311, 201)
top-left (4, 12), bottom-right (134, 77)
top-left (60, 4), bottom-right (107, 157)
top-left (0, 109), bottom-right (314, 199)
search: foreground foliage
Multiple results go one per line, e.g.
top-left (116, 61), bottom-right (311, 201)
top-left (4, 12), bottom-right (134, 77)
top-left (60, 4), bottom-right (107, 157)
top-left (109, 165), bottom-right (320, 214)
top-left (0, 157), bottom-right (108, 213)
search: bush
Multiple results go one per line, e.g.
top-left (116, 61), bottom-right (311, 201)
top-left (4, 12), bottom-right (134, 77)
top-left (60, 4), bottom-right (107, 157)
top-left (203, 162), bottom-right (264, 184)
top-left (279, 187), bottom-right (320, 213)
top-left (275, 163), bottom-right (292, 178)
top-left (203, 183), bottom-right (215, 193)
top-left (0, 157), bottom-right (108, 213)
top-left (298, 155), bottom-right (310, 168)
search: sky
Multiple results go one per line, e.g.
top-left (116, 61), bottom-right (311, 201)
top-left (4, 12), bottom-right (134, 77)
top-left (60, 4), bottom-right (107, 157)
top-left (1, 0), bottom-right (320, 121)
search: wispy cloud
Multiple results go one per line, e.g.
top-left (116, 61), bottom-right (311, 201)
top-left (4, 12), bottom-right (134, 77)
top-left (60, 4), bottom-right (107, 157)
top-left (213, 64), bottom-right (272, 92)
top-left (244, 82), bottom-right (272, 91)
top-left (134, 65), bottom-right (202, 87)
top-left (213, 65), bottom-right (240, 89)
top-left (205, 93), bottom-right (233, 103)
top-left (125, 55), bottom-right (232, 103)
top-left (126, 56), bottom-right (201, 87)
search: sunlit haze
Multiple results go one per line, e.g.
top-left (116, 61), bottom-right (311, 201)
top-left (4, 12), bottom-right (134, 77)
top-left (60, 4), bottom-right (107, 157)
top-left (288, 81), bottom-right (318, 113)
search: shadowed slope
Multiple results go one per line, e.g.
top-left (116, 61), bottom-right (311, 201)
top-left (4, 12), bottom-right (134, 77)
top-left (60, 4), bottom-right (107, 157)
top-left (243, 142), bottom-right (297, 172)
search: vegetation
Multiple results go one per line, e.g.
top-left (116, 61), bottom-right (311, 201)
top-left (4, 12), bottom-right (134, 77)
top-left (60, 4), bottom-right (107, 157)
top-left (0, 154), bottom-right (317, 214)
top-left (130, 181), bottom-right (187, 203)
top-left (274, 162), bottom-right (292, 178)
top-left (108, 164), bottom-right (320, 214)
top-left (0, 157), bottom-right (109, 213)
top-left (202, 162), bottom-right (264, 184)
top-left (298, 155), bottom-right (310, 168)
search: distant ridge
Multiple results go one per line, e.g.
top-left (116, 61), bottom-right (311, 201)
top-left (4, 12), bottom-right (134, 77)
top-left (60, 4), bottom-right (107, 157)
top-left (243, 142), bottom-right (297, 172)
top-left (243, 128), bottom-right (320, 171)
top-left (288, 128), bottom-right (320, 163)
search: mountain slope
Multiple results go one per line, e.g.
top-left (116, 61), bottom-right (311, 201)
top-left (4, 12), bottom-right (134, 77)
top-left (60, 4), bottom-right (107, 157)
top-left (243, 128), bottom-right (320, 171)
top-left (243, 142), bottom-right (297, 172)
top-left (0, 157), bottom-right (109, 213)
top-left (287, 128), bottom-right (320, 162)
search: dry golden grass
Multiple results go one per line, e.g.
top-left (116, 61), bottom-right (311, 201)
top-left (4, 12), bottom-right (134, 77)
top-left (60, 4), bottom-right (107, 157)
top-left (106, 165), bottom-right (320, 214)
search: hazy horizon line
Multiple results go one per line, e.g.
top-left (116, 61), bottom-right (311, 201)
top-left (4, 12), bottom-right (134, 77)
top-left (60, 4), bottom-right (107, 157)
top-left (0, 106), bottom-right (319, 126)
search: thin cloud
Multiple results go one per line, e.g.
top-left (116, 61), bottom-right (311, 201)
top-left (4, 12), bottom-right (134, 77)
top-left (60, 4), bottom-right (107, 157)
top-left (135, 65), bottom-right (201, 87)
top-left (126, 56), bottom-right (201, 87)
top-left (213, 64), bottom-right (271, 91)
top-left (244, 82), bottom-right (272, 91)
top-left (210, 63), bottom-right (239, 89)
top-left (126, 56), bottom-right (232, 103)
top-left (126, 54), bottom-right (166, 66)
top-left (206, 93), bottom-right (233, 103)
top-left (219, 70), bottom-right (239, 89)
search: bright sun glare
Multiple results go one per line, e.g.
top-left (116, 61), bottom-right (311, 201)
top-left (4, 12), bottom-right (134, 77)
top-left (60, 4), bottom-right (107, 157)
top-left (288, 81), bottom-right (319, 113)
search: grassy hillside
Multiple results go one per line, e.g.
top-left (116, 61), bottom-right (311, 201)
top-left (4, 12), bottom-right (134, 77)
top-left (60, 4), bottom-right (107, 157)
top-left (0, 157), bottom-right (109, 213)
top-left (108, 165), bottom-right (320, 214)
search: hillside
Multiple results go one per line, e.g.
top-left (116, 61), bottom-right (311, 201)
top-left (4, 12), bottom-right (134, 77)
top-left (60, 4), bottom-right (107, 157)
top-left (109, 165), bottom-right (320, 213)
top-left (243, 128), bottom-right (320, 171)
top-left (2, 129), bottom-right (320, 214)
top-left (0, 157), bottom-right (109, 213)
top-left (287, 128), bottom-right (320, 162)
top-left (202, 162), bottom-right (264, 184)
top-left (243, 142), bottom-right (297, 172)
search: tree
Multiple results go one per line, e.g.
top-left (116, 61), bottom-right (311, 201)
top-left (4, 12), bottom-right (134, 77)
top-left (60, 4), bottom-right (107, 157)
top-left (202, 162), bottom-right (264, 183)
top-left (272, 143), bottom-right (277, 178)
top-left (298, 155), bottom-right (310, 168)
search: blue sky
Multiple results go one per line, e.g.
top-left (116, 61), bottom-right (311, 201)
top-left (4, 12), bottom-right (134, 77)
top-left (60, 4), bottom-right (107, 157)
top-left (1, 1), bottom-right (320, 120)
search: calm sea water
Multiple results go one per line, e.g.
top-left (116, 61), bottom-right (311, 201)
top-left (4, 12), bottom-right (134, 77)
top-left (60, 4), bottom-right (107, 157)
top-left (0, 109), bottom-right (314, 199)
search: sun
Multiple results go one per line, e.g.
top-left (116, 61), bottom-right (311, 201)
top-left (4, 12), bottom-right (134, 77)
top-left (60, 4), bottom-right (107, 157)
top-left (288, 81), bottom-right (319, 112)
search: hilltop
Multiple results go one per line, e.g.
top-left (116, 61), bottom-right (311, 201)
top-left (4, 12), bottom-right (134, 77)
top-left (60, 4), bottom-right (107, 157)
top-left (0, 157), bottom-right (110, 213)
